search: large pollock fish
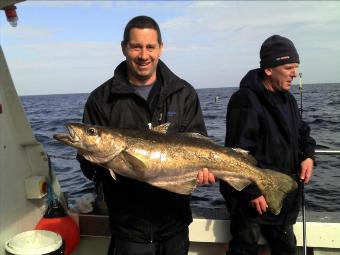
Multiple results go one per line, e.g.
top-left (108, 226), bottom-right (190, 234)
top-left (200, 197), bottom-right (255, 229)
top-left (53, 123), bottom-right (298, 215)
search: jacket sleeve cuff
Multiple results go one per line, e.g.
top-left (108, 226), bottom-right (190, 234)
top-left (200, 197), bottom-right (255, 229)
top-left (302, 148), bottom-right (316, 166)
top-left (242, 183), bottom-right (262, 201)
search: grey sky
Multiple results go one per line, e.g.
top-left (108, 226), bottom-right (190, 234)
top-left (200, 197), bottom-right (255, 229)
top-left (1, 1), bottom-right (339, 95)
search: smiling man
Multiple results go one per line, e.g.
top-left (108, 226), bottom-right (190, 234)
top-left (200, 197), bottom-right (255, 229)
top-left (220, 35), bottom-right (316, 255)
top-left (123, 26), bottom-right (162, 84)
top-left (77, 16), bottom-right (214, 255)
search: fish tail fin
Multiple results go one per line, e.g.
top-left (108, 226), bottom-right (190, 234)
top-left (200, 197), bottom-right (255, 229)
top-left (258, 169), bottom-right (298, 215)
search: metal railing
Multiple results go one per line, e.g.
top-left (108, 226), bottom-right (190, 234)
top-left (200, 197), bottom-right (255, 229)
top-left (315, 149), bottom-right (340, 155)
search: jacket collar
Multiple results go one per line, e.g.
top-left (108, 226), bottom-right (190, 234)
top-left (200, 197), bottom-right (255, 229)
top-left (109, 60), bottom-right (185, 98)
top-left (240, 68), bottom-right (290, 105)
top-left (240, 68), bottom-right (292, 143)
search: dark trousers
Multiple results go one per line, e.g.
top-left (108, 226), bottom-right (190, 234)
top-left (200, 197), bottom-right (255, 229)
top-left (107, 228), bottom-right (189, 255)
top-left (228, 220), bottom-right (296, 255)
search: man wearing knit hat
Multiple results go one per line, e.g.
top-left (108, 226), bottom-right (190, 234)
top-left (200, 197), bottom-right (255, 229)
top-left (220, 35), bottom-right (316, 255)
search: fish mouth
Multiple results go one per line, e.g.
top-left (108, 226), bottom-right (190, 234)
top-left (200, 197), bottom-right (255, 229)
top-left (53, 124), bottom-right (80, 144)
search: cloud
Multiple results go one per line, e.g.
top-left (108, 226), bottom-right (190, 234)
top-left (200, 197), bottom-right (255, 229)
top-left (159, 1), bottom-right (340, 87)
top-left (21, 0), bottom-right (114, 9)
top-left (2, 1), bottom-right (340, 95)
top-left (1, 25), bottom-right (56, 41)
top-left (5, 41), bottom-right (123, 95)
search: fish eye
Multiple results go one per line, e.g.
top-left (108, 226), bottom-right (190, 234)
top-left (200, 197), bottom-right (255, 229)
top-left (87, 128), bottom-right (97, 136)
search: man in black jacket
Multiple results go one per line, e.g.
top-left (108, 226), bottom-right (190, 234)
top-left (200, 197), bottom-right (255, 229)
top-left (77, 16), bottom-right (214, 255)
top-left (220, 35), bottom-right (316, 255)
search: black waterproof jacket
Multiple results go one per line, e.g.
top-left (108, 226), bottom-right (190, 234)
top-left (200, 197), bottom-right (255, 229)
top-left (78, 60), bottom-right (207, 242)
top-left (220, 69), bottom-right (316, 225)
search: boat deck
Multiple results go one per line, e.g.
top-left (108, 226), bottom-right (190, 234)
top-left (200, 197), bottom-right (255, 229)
top-left (75, 209), bottom-right (340, 255)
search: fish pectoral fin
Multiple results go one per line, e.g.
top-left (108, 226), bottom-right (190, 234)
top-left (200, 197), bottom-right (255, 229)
top-left (122, 151), bottom-right (148, 177)
top-left (224, 177), bottom-right (252, 191)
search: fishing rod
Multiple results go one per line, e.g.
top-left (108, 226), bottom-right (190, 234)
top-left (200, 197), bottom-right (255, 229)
top-left (299, 72), bottom-right (307, 255)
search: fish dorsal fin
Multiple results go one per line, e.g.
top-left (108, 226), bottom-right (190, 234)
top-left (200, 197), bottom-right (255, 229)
top-left (231, 147), bottom-right (257, 165)
top-left (150, 123), bottom-right (171, 134)
top-left (231, 148), bottom-right (250, 155)
top-left (107, 168), bottom-right (117, 180)
top-left (183, 133), bottom-right (216, 144)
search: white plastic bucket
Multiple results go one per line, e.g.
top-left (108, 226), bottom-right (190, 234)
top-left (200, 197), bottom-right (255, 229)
top-left (5, 230), bottom-right (64, 255)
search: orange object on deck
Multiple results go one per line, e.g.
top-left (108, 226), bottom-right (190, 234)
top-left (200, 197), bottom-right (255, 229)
top-left (36, 200), bottom-right (80, 255)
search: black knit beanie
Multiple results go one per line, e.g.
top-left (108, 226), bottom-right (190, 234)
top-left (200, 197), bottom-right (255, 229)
top-left (260, 35), bottom-right (300, 68)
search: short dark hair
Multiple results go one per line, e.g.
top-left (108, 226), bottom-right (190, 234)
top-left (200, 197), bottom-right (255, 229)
top-left (122, 15), bottom-right (162, 46)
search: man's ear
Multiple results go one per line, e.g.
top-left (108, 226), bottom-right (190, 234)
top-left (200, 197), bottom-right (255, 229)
top-left (158, 43), bottom-right (164, 57)
top-left (121, 41), bottom-right (127, 57)
top-left (264, 67), bottom-right (273, 77)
